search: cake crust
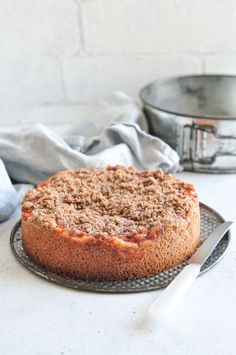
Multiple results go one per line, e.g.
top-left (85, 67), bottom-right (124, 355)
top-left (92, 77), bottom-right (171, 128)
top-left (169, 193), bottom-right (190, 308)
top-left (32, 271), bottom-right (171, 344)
top-left (22, 166), bottom-right (200, 281)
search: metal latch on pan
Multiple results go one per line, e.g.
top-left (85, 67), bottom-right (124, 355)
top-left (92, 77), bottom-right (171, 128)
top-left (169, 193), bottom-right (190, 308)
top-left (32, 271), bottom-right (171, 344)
top-left (178, 123), bottom-right (236, 165)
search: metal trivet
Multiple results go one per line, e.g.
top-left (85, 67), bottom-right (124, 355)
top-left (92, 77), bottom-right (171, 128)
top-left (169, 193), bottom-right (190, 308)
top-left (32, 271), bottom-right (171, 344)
top-left (10, 203), bottom-right (231, 293)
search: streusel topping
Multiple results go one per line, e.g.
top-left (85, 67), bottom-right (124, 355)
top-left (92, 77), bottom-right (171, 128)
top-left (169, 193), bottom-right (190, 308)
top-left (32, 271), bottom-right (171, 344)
top-left (22, 166), bottom-right (198, 241)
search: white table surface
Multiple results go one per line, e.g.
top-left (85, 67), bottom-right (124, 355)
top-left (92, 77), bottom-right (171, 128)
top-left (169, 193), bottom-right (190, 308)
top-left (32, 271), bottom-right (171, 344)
top-left (0, 172), bottom-right (236, 355)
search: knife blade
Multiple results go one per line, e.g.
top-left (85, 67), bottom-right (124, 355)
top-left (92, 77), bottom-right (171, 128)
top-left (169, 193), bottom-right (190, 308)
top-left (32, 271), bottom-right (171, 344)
top-left (148, 221), bottom-right (233, 320)
top-left (188, 221), bottom-right (232, 266)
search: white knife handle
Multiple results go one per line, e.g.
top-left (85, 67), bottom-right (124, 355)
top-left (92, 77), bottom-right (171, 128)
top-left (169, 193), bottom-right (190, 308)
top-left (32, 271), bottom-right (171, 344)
top-left (148, 264), bottom-right (201, 320)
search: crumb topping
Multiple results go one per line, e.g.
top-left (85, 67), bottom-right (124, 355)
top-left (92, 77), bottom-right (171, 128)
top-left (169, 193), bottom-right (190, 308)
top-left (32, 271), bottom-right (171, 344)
top-left (22, 166), bottom-right (198, 242)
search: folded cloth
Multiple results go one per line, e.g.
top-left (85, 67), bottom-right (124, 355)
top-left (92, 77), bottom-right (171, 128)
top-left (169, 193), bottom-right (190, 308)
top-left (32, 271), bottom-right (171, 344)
top-left (0, 159), bottom-right (19, 222)
top-left (0, 92), bottom-right (179, 220)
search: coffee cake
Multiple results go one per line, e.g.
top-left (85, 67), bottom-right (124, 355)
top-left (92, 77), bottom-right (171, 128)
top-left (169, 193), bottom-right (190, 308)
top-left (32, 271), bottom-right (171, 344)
top-left (22, 166), bottom-right (200, 281)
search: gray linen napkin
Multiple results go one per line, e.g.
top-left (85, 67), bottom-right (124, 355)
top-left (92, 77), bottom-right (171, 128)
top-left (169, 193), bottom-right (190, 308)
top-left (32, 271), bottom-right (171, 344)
top-left (0, 159), bottom-right (19, 222)
top-left (0, 92), bottom-right (179, 221)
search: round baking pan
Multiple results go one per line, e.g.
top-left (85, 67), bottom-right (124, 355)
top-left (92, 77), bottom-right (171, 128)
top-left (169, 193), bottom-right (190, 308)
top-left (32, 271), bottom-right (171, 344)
top-left (10, 203), bottom-right (230, 293)
top-left (140, 75), bottom-right (236, 173)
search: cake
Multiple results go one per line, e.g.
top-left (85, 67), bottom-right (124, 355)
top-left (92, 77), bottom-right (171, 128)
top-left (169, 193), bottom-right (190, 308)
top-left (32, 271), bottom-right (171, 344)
top-left (22, 166), bottom-right (200, 281)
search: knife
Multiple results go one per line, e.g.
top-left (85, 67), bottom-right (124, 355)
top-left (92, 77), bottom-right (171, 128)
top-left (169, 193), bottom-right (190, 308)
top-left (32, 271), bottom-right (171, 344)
top-left (148, 221), bottom-right (233, 320)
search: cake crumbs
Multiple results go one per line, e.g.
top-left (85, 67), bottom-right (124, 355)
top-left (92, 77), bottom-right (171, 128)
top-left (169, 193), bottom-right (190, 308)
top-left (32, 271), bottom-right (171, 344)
top-left (22, 166), bottom-right (197, 241)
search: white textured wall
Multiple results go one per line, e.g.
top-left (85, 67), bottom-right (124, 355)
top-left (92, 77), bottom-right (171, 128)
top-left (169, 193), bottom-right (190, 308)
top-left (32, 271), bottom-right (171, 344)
top-left (1, 0), bottom-right (236, 126)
